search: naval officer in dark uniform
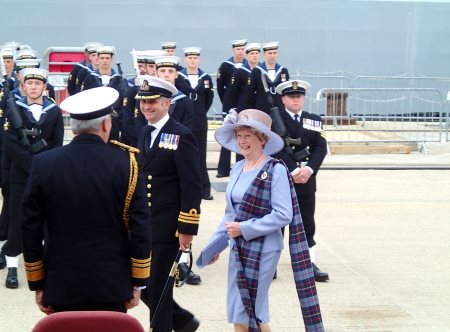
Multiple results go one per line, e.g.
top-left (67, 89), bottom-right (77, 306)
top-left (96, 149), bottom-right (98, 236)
top-left (136, 76), bottom-right (201, 332)
top-left (273, 80), bottom-right (329, 282)
top-left (22, 87), bottom-right (151, 313)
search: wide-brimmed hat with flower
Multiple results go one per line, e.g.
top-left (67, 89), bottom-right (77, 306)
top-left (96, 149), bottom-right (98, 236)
top-left (214, 109), bottom-right (284, 155)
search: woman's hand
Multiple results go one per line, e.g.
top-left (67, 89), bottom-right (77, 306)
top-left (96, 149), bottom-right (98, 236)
top-left (208, 253), bottom-right (220, 265)
top-left (225, 221), bottom-right (241, 238)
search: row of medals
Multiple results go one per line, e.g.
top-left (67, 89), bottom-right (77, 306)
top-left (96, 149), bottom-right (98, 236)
top-left (158, 133), bottom-right (180, 150)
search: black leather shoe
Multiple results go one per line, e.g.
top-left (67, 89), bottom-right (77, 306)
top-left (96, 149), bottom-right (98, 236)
top-left (6, 267), bottom-right (18, 289)
top-left (216, 173), bottom-right (229, 178)
top-left (178, 263), bottom-right (202, 285)
top-left (0, 252), bottom-right (6, 270)
top-left (175, 317), bottom-right (200, 332)
top-left (312, 263), bottom-right (329, 282)
top-left (202, 195), bottom-right (214, 201)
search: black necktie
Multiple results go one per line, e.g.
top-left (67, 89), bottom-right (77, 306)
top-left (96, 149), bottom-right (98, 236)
top-left (145, 125), bottom-right (156, 152)
top-left (294, 114), bottom-right (300, 123)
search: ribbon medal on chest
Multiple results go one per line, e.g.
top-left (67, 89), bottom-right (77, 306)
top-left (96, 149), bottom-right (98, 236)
top-left (159, 133), bottom-right (180, 150)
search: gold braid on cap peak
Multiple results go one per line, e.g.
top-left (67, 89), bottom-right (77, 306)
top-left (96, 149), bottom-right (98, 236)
top-left (110, 140), bottom-right (140, 229)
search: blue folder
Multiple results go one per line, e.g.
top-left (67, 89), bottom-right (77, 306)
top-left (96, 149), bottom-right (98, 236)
top-left (196, 232), bottom-right (229, 269)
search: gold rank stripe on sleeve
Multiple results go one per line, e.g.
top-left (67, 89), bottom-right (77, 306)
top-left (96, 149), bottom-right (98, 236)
top-left (131, 257), bottom-right (151, 279)
top-left (24, 260), bottom-right (45, 282)
top-left (178, 208), bottom-right (200, 224)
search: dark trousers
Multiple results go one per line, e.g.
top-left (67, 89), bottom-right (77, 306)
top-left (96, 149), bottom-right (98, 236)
top-left (297, 193), bottom-right (316, 248)
top-left (141, 242), bottom-right (194, 332)
top-left (0, 184), bottom-right (9, 243)
top-left (193, 129), bottom-right (211, 197)
top-left (1, 182), bottom-right (26, 257)
top-left (52, 302), bottom-right (126, 313)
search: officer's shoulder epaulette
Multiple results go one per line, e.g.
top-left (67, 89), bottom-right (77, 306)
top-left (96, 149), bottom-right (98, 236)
top-left (109, 140), bottom-right (140, 154)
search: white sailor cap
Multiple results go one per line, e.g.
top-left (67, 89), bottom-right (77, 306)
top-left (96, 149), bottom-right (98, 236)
top-left (161, 42), bottom-right (177, 50)
top-left (155, 56), bottom-right (180, 69)
top-left (245, 43), bottom-right (261, 53)
top-left (144, 50), bottom-right (167, 64)
top-left (276, 80), bottom-right (311, 96)
top-left (230, 39), bottom-right (247, 48)
top-left (2, 41), bottom-right (21, 51)
top-left (135, 75), bottom-right (178, 100)
top-left (96, 46), bottom-right (115, 56)
top-left (132, 50), bottom-right (167, 64)
top-left (261, 42), bottom-right (279, 52)
top-left (21, 68), bottom-right (48, 82)
top-left (60, 87), bottom-right (119, 120)
top-left (0, 48), bottom-right (14, 59)
top-left (86, 45), bottom-right (102, 54)
top-left (183, 47), bottom-right (201, 56)
top-left (16, 49), bottom-right (38, 60)
top-left (83, 42), bottom-right (103, 52)
top-left (16, 58), bottom-right (41, 70)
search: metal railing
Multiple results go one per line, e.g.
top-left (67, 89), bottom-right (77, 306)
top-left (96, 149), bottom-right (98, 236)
top-left (47, 71), bottom-right (450, 145)
top-left (313, 88), bottom-right (446, 145)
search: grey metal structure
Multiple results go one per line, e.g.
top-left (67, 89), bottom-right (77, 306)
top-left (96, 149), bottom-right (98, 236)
top-left (3, 0), bottom-right (450, 76)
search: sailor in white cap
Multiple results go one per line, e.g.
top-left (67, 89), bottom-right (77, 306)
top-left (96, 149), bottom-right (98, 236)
top-left (177, 47), bottom-right (215, 201)
top-left (155, 56), bottom-right (194, 130)
top-left (216, 39), bottom-right (247, 105)
top-left (215, 39), bottom-right (247, 177)
top-left (67, 42), bottom-right (102, 95)
top-left (160, 42), bottom-right (184, 70)
top-left (72, 44), bottom-right (102, 95)
top-left (12, 58), bottom-right (57, 101)
top-left (273, 79), bottom-right (329, 282)
top-left (21, 86), bottom-right (151, 313)
top-left (81, 46), bottom-right (129, 141)
top-left (15, 49), bottom-right (38, 61)
top-left (135, 76), bottom-right (202, 332)
top-left (2, 67), bottom-right (64, 289)
top-left (216, 42), bottom-right (261, 178)
top-left (246, 41), bottom-right (290, 115)
top-left (0, 47), bottom-right (16, 84)
top-left (0, 47), bottom-right (17, 272)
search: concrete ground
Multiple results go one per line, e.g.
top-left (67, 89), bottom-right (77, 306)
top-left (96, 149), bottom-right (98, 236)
top-left (1, 142), bottom-right (450, 331)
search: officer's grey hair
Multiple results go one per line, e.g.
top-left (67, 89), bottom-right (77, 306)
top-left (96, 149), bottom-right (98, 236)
top-left (70, 114), bottom-right (109, 135)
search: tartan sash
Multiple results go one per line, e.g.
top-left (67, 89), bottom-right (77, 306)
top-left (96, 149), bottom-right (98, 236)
top-left (234, 158), bottom-right (325, 332)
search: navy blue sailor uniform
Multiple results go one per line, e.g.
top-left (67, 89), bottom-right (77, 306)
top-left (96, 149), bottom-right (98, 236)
top-left (73, 63), bottom-right (94, 95)
top-left (2, 96), bottom-right (64, 258)
top-left (121, 84), bottom-right (141, 147)
top-left (273, 109), bottom-right (327, 247)
top-left (176, 68), bottom-right (214, 198)
top-left (246, 62), bottom-right (289, 114)
top-left (67, 60), bottom-right (88, 95)
top-left (138, 116), bottom-right (202, 332)
top-left (22, 135), bottom-right (152, 309)
top-left (216, 57), bottom-right (247, 108)
top-left (169, 91), bottom-right (194, 131)
top-left (223, 62), bottom-right (255, 112)
top-left (216, 58), bottom-right (248, 177)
